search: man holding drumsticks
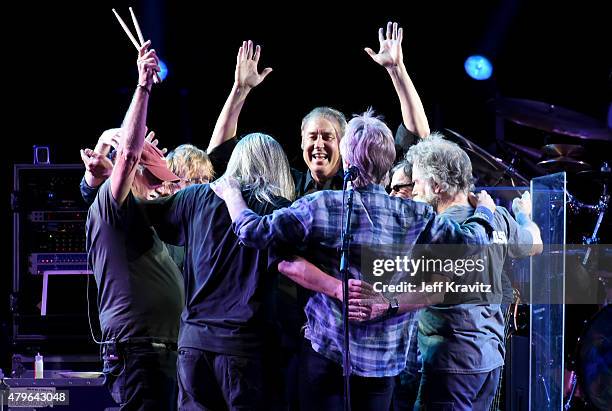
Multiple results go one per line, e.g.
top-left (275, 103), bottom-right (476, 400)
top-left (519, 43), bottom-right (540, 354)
top-left (86, 39), bottom-right (185, 411)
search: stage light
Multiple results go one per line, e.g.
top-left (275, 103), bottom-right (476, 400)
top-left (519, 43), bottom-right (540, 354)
top-left (464, 55), bottom-right (493, 80)
top-left (158, 59), bottom-right (168, 81)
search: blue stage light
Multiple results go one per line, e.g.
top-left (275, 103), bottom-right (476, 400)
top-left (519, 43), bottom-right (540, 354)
top-left (158, 59), bottom-right (168, 81)
top-left (464, 55), bottom-right (493, 80)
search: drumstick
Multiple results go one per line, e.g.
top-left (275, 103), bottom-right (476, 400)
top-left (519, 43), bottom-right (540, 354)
top-left (112, 9), bottom-right (140, 50)
top-left (128, 7), bottom-right (160, 84)
top-left (129, 7), bottom-right (146, 46)
top-left (112, 8), bottom-right (161, 83)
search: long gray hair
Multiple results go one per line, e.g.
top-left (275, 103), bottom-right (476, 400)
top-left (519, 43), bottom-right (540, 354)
top-left (223, 133), bottom-right (295, 204)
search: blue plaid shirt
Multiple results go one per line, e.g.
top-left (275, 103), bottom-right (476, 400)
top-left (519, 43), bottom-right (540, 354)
top-left (233, 184), bottom-right (493, 377)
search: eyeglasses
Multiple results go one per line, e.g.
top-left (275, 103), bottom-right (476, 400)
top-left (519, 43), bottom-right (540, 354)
top-left (391, 182), bottom-right (415, 192)
top-left (182, 177), bottom-right (208, 185)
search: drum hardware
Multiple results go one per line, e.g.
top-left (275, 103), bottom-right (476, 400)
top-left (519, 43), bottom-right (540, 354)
top-left (504, 142), bottom-right (543, 161)
top-left (444, 129), bottom-right (530, 204)
top-left (576, 163), bottom-right (610, 266)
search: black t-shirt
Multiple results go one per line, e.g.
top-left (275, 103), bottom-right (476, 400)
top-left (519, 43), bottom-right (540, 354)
top-left (290, 168), bottom-right (344, 198)
top-left (144, 184), bottom-right (291, 357)
top-left (208, 138), bottom-right (237, 179)
top-left (85, 181), bottom-right (185, 344)
top-left (395, 123), bottom-right (420, 164)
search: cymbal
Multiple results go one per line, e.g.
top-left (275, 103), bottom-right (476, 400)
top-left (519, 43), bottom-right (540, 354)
top-left (576, 169), bottom-right (612, 183)
top-left (537, 157), bottom-right (592, 173)
top-left (542, 144), bottom-right (585, 158)
top-left (489, 98), bottom-right (612, 142)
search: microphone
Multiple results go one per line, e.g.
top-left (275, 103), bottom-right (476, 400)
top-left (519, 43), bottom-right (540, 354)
top-left (344, 166), bottom-right (359, 182)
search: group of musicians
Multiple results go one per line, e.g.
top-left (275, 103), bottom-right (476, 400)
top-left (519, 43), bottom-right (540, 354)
top-left (79, 22), bottom-right (547, 411)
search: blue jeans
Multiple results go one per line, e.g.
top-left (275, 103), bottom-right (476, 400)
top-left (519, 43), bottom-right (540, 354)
top-left (299, 339), bottom-right (395, 411)
top-left (414, 367), bottom-right (501, 411)
top-left (102, 343), bottom-right (178, 411)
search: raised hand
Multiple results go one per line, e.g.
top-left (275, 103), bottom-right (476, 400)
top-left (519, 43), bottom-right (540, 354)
top-left (98, 128), bottom-right (122, 149)
top-left (235, 40), bottom-right (273, 90)
top-left (137, 40), bottom-right (161, 88)
top-left (80, 148), bottom-right (113, 180)
top-left (512, 191), bottom-right (532, 219)
top-left (145, 130), bottom-right (167, 154)
top-left (364, 21), bottom-right (403, 69)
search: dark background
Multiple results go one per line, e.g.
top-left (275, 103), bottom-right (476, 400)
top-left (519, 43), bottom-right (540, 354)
top-left (2, 1), bottom-right (611, 371)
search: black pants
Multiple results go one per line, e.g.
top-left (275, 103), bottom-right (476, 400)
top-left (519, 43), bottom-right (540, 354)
top-left (391, 371), bottom-right (421, 411)
top-left (299, 339), bottom-right (395, 411)
top-left (414, 367), bottom-right (501, 411)
top-left (102, 343), bottom-right (178, 411)
top-left (177, 347), bottom-right (265, 411)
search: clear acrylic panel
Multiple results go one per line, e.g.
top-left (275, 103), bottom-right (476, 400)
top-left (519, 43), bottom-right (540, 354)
top-left (530, 172), bottom-right (566, 410)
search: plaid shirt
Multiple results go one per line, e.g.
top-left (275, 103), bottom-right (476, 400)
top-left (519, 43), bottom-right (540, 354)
top-left (233, 184), bottom-right (493, 377)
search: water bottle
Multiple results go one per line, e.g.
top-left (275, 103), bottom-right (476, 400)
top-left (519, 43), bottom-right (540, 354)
top-left (34, 353), bottom-right (44, 379)
top-left (0, 369), bottom-right (9, 411)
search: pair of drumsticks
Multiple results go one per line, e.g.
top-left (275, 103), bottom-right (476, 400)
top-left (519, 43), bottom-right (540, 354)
top-left (112, 7), bottom-right (161, 84)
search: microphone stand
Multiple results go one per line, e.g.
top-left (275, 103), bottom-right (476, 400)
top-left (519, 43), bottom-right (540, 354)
top-left (340, 169), bottom-right (356, 411)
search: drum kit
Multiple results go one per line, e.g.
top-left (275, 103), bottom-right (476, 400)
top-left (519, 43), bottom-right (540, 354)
top-left (446, 97), bottom-right (612, 411)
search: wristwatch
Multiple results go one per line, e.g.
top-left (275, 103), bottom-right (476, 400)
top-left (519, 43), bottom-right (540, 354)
top-left (386, 297), bottom-right (399, 316)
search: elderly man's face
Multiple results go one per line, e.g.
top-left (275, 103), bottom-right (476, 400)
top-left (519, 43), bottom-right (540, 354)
top-left (411, 165), bottom-right (439, 206)
top-left (389, 169), bottom-right (414, 199)
top-left (301, 116), bottom-right (341, 180)
top-left (134, 167), bottom-right (165, 200)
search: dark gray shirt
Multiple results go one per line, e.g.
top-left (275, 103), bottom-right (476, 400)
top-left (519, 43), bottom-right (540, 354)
top-left (418, 205), bottom-right (532, 373)
top-left (85, 180), bottom-right (184, 344)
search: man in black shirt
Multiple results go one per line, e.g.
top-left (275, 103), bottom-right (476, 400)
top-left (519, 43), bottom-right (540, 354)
top-left (143, 133), bottom-right (294, 410)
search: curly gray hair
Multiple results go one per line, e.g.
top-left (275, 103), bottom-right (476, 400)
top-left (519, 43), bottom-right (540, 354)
top-left (405, 132), bottom-right (473, 197)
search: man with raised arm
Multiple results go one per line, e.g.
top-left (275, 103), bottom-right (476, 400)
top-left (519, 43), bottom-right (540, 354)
top-left (85, 41), bottom-right (184, 411)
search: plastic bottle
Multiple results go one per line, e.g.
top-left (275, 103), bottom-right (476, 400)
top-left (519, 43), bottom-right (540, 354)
top-left (0, 369), bottom-right (9, 410)
top-left (34, 353), bottom-right (44, 379)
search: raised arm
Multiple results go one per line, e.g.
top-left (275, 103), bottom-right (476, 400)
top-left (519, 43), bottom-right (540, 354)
top-left (207, 40), bottom-right (273, 154)
top-left (365, 22), bottom-right (430, 138)
top-left (111, 40), bottom-right (160, 204)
